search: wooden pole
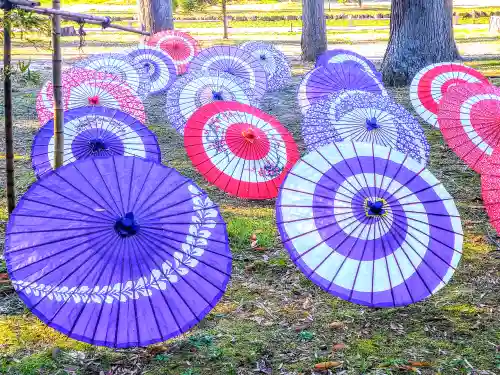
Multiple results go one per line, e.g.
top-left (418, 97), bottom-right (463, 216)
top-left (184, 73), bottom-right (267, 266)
top-left (3, 1), bottom-right (16, 213)
top-left (222, 0), bottom-right (228, 39)
top-left (52, 0), bottom-right (63, 168)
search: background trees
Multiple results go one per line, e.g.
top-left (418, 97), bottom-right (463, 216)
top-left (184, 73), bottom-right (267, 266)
top-left (301, 0), bottom-right (327, 62)
top-left (381, 0), bottom-right (460, 86)
top-left (136, 0), bottom-right (174, 32)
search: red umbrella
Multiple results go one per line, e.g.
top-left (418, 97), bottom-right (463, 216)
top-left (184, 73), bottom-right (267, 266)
top-left (184, 101), bottom-right (299, 199)
top-left (146, 30), bottom-right (201, 75)
top-left (481, 148), bottom-right (500, 235)
top-left (410, 63), bottom-right (488, 128)
top-left (438, 83), bottom-right (500, 174)
top-left (36, 68), bottom-right (146, 126)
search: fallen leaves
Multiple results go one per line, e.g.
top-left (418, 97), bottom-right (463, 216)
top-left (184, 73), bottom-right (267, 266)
top-left (314, 361), bottom-right (343, 370)
top-left (328, 321), bottom-right (344, 330)
top-left (332, 343), bottom-right (346, 351)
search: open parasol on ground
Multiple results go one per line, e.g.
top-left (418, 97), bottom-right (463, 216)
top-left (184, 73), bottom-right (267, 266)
top-left (184, 101), bottom-right (299, 200)
top-left (166, 70), bottom-right (256, 135)
top-left (74, 52), bottom-right (151, 99)
top-left (410, 62), bottom-right (489, 128)
top-left (6, 156), bottom-right (232, 347)
top-left (438, 83), bottom-right (500, 174)
top-left (480, 149), bottom-right (500, 235)
top-left (36, 68), bottom-right (146, 126)
top-left (146, 30), bottom-right (201, 75)
top-left (276, 142), bottom-right (463, 307)
top-left (31, 106), bottom-right (161, 178)
top-left (315, 49), bottom-right (381, 81)
top-left (240, 41), bottom-right (291, 92)
top-left (302, 90), bottom-right (429, 165)
top-left (297, 61), bottom-right (387, 115)
top-left (188, 45), bottom-right (268, 101)
top-left (126, 44), bottom-right (177, 96)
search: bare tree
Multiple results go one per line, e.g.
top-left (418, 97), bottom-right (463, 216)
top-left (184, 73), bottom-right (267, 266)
top-left (381, 0), bottom-right (459, 86)
top-left (222, 0), bottom-right (228, 39)
top-left (301, 0), bottom-right (327, 62)
top-left (137, 0), bottom-right (174, 33)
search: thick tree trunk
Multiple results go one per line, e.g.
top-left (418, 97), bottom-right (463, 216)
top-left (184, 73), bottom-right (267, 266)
top-left (301, 0), bottom-right (327, 62)
top-left (137, 0), bottom-right (173, 33)
top-left (381, 0), bottom-right (460, 86)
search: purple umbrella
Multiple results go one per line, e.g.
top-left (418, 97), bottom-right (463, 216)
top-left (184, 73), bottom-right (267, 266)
top-left (316, 49), bottom-right (381, 81)
top-left (297, 61), bottom-right (387, 115)
top-left (31, 106), bottom-right (161, 179)
top-left (188, 45), bottom-right (268, 101)
top-left (302, 90), bottom-right (430, 165)
top-left (126, 44), bottom-right (177, 96)
top-left (6, 156), bottom-right (232, 347)
top-left (165, 69), bottom-right (257, 135)
top-left (240, 41), bottom-right (291, 91)
top-left (276, 142), bottom-right (463, 308)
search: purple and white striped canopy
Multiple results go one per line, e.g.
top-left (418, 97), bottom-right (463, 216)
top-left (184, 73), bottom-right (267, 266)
top-left (276, 142), bottom-right (463, 308)
top-left (31, 106), bottom-right (160, 179)
top-left (6, 156), bottom-right (232, 347)
top-left (188, 45), bottom-right (268, 101)
top-left (302, 90), bottom-right (430, 165)
top-left (126, 44), bottom-right (177, 95)
top-left (297, 61), bottom-right (387, 115)
top-left (316, 49), bottom-right (381, 81)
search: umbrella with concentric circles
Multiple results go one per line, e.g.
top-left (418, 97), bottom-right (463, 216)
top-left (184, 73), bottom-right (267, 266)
top-left (240, 41), bottom-right (291, 92)
top-left (316, 49), bottom-right (381, 81)
top-left (184, 101), bottom-right (299, 200)
top-left (146, 30), bottom-right (201, 75)
top-left (36, 68), bottom-right (146, 126)
top-left (74, 52), bottom-right (151, 99)
top-left (31, 106), bottom-right (161, 178)
top-left (126, 44), bottom-right (177, 95)
top-left (297, 61), bottom-right (387, 115)
top-left (166, 70), bottom-right (256, 135)
top-left (302, 90), bottom-right (429, 165)
top-left (6, 156), bottom-right (232, 348)
top-left (410, 62), bottom-right (488, 128)
top-left (188, 45), bottom-right (268, 101)
top-left (438, 83), bottom-right (500, 174)
top-left (276, 142), bottom-right (463, 307)
top-left (481, 149), bottom-right (500, 235)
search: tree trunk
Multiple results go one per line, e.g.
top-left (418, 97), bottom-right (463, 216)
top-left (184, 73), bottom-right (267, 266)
top-left (381, 0), bottom-right (460, 86)
top-left (222, 0), bottom-right (228, 39)
top-left (301, 0), bottom-right (327, 62)
top-left (137, 0), bottom-right (174, 33)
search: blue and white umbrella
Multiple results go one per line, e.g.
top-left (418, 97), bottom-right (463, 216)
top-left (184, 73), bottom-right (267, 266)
top-left (302, 90), bottom-right (430, 165)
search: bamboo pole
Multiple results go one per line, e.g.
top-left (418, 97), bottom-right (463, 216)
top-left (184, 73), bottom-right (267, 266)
top-left (222, 0), bottom-right (228, 39)
top-left (51, 0), bottom-right (63, 168)
top-left (3, 1), bottom-right (16, 213)
top-left (16, 5), bottom-right (151, 35)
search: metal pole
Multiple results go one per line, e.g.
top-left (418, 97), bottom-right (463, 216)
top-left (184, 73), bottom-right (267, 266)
top-left (3, 1), bottom-right (16, 213)
top-left (52, 0), bottom-right (63, 168)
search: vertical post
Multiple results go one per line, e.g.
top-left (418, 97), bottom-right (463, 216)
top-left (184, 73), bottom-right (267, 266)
top-left (52, 0), bottom-right (64, 168)
top-left (222, 0), bottom-right (228, 39)
top-left (328, 0), bottom-right (331, 11)
top-left (3, 2), bottom-right (16, 213)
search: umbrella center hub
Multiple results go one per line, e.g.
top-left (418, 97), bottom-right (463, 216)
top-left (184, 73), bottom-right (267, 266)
top-left (212, 91), bottom-right (224, 101)
top-left (88, 96), bottom-right (100, 105)
top-left (114, 212), bottom-right (139, 238)
top-left (260, 54), bottom-right (267, 61)
top-left (242, 127), bottom-right (257, 143)
top-left (365, 117), bottom-right (379, 131)
top-left (89, 138), bottom-right (107, 153)
top-left (365, 198), bottom-right (387, 217)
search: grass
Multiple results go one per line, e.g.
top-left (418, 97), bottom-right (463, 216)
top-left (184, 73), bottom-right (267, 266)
top-left (1, 13), bottom-right (500, 375)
